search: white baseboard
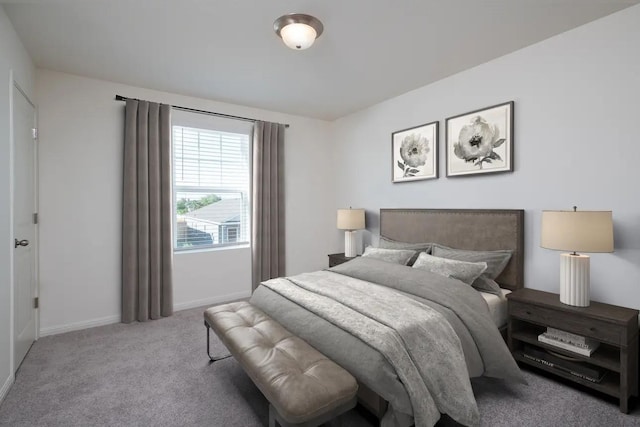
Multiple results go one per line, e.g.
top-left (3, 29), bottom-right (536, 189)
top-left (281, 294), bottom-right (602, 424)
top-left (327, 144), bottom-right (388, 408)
top-left (39, 291), bottom-right (252, 337)
top-left (39, 314), bottom-right (121, 337)
top-left (173, 290), bottom-right (252, 312)
top-left (0, 374), bottom-right (14, 404)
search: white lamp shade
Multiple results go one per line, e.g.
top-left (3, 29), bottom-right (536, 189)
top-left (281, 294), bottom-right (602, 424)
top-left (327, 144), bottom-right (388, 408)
top-left (337, 209), bottom-right (365, 230)
top-left (541, 210), bottom-right (613, 253)
top-left (280, 23), bottom-right (317, 50)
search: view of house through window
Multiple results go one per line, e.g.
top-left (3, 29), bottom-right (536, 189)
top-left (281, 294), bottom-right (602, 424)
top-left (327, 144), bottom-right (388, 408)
top-left (172, 113), bottom-right (251, 251)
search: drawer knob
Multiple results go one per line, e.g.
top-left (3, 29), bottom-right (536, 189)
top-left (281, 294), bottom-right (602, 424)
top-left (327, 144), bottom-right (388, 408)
top-left (589, 327), bottom-right (596, 331)
top-left (525, 310), bottom-right (532, 315)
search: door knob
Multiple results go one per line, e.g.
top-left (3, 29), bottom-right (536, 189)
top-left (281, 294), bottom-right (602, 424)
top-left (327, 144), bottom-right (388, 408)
top-left (14, 239), bottom-right (29, 248)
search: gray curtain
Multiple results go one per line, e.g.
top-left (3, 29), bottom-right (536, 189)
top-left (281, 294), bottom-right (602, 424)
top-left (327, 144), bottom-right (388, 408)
top-left (122, 99), bottom-right (173, 323)
top-left (252, 121), bottom-right (285, 290)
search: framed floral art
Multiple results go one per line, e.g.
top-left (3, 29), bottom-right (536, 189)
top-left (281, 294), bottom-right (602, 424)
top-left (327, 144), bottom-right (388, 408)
top-left (446, 101), bottom-right (514, 177)
top-left (392, 121), bottom-right (438, 183)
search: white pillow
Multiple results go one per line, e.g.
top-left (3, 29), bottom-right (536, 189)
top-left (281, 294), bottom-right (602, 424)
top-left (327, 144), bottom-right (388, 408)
top-left (412, 252), bottom-right (488, 285)
top-left (361, 246), bottom-right (416, 265)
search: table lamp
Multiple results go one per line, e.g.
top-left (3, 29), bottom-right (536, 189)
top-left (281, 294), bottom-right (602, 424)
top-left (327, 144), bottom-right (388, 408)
top-left (540, 207), bottom-right (613, 307)
top-left (337, 208), bottom-right (365, 257)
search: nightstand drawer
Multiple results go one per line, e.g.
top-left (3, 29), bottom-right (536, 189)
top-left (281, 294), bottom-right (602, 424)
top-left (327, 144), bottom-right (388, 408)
top-left (509, 301), bottom-right (624, 345)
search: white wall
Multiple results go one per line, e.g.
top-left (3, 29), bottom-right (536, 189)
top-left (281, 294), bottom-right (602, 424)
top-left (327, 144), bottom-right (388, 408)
top-left (36, 69), bottom-right (334, 335)
top-left (332, 5), bottom-right (640, 309)
top-left (0, 6), bottom-right (35, 401)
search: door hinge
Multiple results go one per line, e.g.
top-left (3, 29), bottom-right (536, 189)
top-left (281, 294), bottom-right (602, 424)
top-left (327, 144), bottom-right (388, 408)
top-left (33, 213), bottom-right (38, 224)
top-left (31, 128), bottom-right (38, 139)
top-left (34, 297), bottom-right (39, 309)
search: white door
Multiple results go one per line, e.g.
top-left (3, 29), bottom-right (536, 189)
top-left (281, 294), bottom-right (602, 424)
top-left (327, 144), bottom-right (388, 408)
top-left (13, 83), bottom-right (37, 372)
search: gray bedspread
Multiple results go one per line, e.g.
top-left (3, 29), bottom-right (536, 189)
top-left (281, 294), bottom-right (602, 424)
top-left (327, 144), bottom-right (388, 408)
top-left (249, 257), bottom-right (523, 427)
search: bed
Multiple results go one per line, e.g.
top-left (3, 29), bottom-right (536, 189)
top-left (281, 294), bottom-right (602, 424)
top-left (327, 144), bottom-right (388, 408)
top-left (249, 208), bottom-right (525, 427)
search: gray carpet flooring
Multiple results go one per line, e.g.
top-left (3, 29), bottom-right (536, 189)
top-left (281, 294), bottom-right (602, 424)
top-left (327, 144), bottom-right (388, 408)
top-left (0, 305), bottom-right (639, 426)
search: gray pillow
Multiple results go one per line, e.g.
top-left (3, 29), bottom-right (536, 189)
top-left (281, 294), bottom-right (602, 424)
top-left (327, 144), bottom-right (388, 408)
top-left (377, 236), bottom-right (432, 266)
top-left (411, 252), bottom-right (487, 285)
top-left (472, 276), bottom-right (504, 298)
top-left (431, 244), bottom-right (513, 280)
top-left (361, 246), bottom-right (416, 265)
top-left (378, 236), bottom-right (432, 252)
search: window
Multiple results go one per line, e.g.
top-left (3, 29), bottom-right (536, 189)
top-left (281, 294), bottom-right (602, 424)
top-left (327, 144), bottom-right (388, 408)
top-left (172, 111), bottom-right (251, 251)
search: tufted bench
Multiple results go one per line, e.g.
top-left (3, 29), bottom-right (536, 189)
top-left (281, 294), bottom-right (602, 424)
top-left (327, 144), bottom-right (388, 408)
top-left (204, 302), bottom-right (358, 427)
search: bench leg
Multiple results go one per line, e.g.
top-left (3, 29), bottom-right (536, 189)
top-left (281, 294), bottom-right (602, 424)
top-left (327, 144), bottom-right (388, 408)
top-left (205, 320), bottom-right (232, 363)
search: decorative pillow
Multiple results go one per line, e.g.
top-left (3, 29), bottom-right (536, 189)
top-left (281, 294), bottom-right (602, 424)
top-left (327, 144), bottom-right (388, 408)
top-left (361, 246), bottom-right (416, 265)
top-left (411, 252), bottom-right (487, 285)
top-left (431, 244), bottom-right (513, 280)
top-left (377, 236), bottom-right (432, 266)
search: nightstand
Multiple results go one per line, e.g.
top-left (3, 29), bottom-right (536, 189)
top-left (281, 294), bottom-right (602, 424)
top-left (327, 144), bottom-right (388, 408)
top-left (328, 253), bottom-right (357, 267)
top-left (507, 288), bottom-right (639, 413)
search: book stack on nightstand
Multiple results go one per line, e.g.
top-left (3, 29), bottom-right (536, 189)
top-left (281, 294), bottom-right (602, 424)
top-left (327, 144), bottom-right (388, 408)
top-left (538, 327), bottom-right (600, 356)
top-left (507, 288), bottom-right (639, 413)
top-left (522, 345), bottom-right (606, 383)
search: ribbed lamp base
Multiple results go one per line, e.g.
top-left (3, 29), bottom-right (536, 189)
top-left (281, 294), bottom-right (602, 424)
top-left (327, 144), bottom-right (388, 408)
top-left (344, 231), bottom-right (357, 258)
top-left (559, 253), bottom-right (590, 307)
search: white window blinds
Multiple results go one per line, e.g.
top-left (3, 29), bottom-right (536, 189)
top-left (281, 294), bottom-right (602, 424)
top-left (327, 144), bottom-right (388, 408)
top-left (172, 113), bottom-right (251, 251)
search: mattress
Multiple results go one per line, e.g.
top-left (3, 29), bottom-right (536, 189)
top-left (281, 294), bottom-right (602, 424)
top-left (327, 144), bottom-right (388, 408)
top-left (480, 289), bottom-right (511, 328)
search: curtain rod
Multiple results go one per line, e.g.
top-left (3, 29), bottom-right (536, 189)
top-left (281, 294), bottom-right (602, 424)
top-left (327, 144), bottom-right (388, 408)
top-left (114, 95), bottom-right (289, 128)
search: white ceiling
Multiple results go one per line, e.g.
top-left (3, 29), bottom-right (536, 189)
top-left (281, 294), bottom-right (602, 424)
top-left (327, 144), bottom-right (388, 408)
top-left (3, 0), bottom-right (638, 120)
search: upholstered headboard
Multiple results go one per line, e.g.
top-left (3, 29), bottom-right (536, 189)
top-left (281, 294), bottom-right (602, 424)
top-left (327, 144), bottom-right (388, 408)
top-left (380, 209), bottom-right (524, 291)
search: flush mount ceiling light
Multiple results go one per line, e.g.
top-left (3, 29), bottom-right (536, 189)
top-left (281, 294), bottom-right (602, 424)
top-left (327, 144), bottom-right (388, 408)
top-left (273, 13), bottom-right (324, 50)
